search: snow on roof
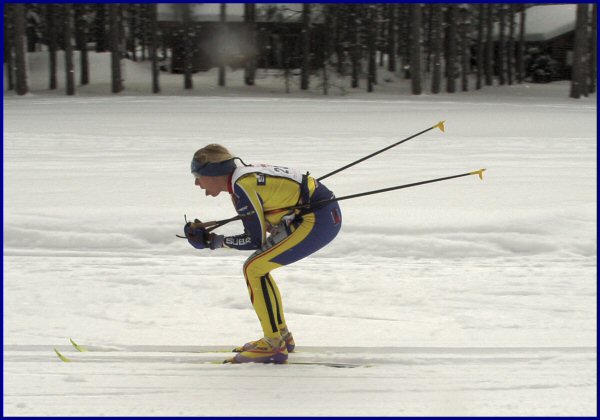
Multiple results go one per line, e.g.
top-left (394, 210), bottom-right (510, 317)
top-left (524, 4), bottom-right (576, 42)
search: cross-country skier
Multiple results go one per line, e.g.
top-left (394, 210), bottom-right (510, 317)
top-left (184, 144), bottom-right (342, 364)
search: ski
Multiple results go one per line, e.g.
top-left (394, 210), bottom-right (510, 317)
top-left (54, 345), bottom-right (365, 368)
top-left (68, 338), bottom-right (234, 354)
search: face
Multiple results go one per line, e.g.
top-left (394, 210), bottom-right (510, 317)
top-left (195, 175), bottom-right (224, 197)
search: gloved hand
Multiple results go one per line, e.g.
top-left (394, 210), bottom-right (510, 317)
top-left (184, 220), bottom-right (209, 249)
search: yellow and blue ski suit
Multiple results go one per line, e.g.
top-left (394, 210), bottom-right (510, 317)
top-left (223, 164), bottom-right (342, 339)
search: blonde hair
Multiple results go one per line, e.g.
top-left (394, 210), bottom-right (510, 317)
top-left (192, 144), bottom-right (234, 166)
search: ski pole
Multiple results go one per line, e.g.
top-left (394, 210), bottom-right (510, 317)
top-left (317, 120), bottom-right (445, 182)
top-left (193, 168), bottom-right (485, 232)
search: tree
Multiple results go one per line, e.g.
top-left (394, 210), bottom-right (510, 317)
top-left (485, 4), bottom-right (494, 86)
top-left (4, 6), bottom-right (15, 91)
top-left (94, 4), bottom-right (108, 52)
top-left (507, 4), bottom-right (516, 85)
top-left (74, 4), bottom-right (89, 85)
top-left (589, 4), bottom-right (597, 94)
top-left (387, 4), bottom-right (397, 72)
top-left (300, 4), bottom-right (311, 90)
top-left (64, 4), bottom-right (75, 95)
top-left (459, 5), bottom-right (470, 92)
top-left (350, 5), bottom-right (360, 88)
top-left (218, 4), bottom-right (226, 87)
top-left (476, 4), bottom-right (484, 89)
top-left (14, 3), bottom-right (28, 95)
top-left (149, 3), bottom-right (160, 93)
top-left (570, 4), bottom-right (589, 99)
top-left (446, 5), bottom-right (457, 93)
top-left (410, 3), bottom-right (422, 95)
top-left (45, 4), bottom-right (58, 90)
top-left (516, 6), bottom-right (526, 83)
top-left (497, 5), bottom-right (506, 85)
top-left (109, 4), bottom-right (122, 93)
top-left (431, 3), bottom-right (443, 93)
top-left (180, 4), bottom-right (193, 90)
top-left (367, 5), bottom-right (377, 92)
top-left (244, 3), bottom-right (257, 86)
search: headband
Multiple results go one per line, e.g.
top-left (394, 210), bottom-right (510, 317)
top-left (191, 158), bottom-right (237, 177)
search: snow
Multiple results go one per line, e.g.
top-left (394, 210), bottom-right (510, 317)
top-left (3, 52), bottom-right (597, 416)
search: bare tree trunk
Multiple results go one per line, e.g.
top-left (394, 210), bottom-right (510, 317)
top-left (460, 6), bottom-right (470, 92)
top-left (387, 4), bottom-right (397, 72)
top-left (507, 4), bottom-right (516, 85)
top-left (46, 4), bottom-right (58, 90)
top-left (181, 4), bottom-right (193, 90)
top-left (14, 3), bottom-right (28, 95)
top-left (516, 6), bottom-right (526, 83)
top-left (409, 4), bottom-right (422, 94)
top-left (64, 4), bottom-right (75, 95)
top-left (589, 4), bottom-right (597, 94)
top-left (485, 4), bottom-right (494, 86)
top-left (244, 3), bottom-right (256, 86)
top-left (74, 4), bottom-right (89, 85)
top-left (218, 4), bottom-right (226, 87)
top-left (351, 5), bottom-right (360, 88)
top-left (300, 4), bottom-right (311, 90)
top-left (476, 4), bottom-right (484, 89)
top-left (446, 5), bottom-right (457, 93)
top-left (498, 5), bottom-right (506, 85)
top-left (95, 4), bottom-right (108, 52)
top-left (109, 4), bottom-right (122, 93)
top-left (367, 5), bottom-right (376, 92)
top-left (4, 6), bottom-right (15, 90)
top-left (431, 4), bottom-right (443, 94)
top-left (570, 4), bottom-right (589, 99)
top-left (149, 3), bottom-right (159, 93)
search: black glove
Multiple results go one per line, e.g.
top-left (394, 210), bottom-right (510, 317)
top-left (184, 220), bottom-right (209, 249)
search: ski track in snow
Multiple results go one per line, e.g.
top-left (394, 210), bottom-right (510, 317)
top-left (3, 58), bottom-right (597, 415)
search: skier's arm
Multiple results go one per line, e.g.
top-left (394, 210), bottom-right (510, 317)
top-left (213, 181), bottom-right (266, 251)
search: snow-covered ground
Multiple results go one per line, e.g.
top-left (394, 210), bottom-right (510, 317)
top-left (3, 53), bottom-right (597, 416)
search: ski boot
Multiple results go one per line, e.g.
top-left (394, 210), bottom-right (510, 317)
top-left (226, 336), bottom-right (288, 364)
top-left (233, 329), bottom-right (295, 353)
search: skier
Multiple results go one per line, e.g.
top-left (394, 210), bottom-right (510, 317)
top-left (184, 144), bottom-right (342, 364)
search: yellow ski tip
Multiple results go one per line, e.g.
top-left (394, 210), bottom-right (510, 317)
top-left (54, 348), bottom-right (72, 362)
top-left (470, 168), bottom-right (486, 180)
top-left (70, 338), bottom-right (87, 352)
top-left (435, 120), bottom-right (445, 132)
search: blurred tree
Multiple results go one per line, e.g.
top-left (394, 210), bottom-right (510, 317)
top-left (300, 4), bottom-right (310, 90)
top-left (507, 4), bottom-right (516, 85)
top-left (516, 5), bottom-right (526, 83)
top-left (4, 5), bottom-right (15, 91)
top-left (459, 5), bottom-right (471, 92)
top-left (109, 3), bottom-right (122, 93)
top-left (410, 3), bottom-right (422, 95)
top-left (244, 3), bottom-right (257, 86)
top-left (64, 4), bottom-right (75, 95)
top-left (387, 4), bottom-right (397, 72)
top-left (430, 3), bottom-right (443, 94)
top-left (74, 4), bottom-right (89, 85)
top-left (14, 3), bottom-right (28, 95)
top-left (485, 4), bottom-right (494, 86)
top-left (497, 4), bottom-right (506, 85)
top-left (219, 4), bottom-right (226, 87)
top-left (476, 4), bottom-right (485, 89)
top-left (588, 4), bottom-right (597, 94)
top-left (149, 3), bottom-right (160, 93)
top-left (446, 4), bottom-right (457, 93)
top-left (46, 4), bottom-right (58, 90)
top-left (94, 4), bottom-right (108, 52)
top-left (570, 4), bottom-right (589, 98)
